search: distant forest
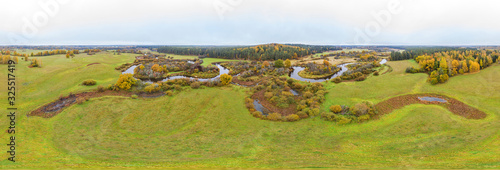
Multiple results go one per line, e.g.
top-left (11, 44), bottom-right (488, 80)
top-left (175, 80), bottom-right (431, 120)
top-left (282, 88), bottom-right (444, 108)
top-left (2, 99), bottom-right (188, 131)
top-left (156, 44), bottom-right (341, 60)
top-left (390, 47), bottom-right (477, 61)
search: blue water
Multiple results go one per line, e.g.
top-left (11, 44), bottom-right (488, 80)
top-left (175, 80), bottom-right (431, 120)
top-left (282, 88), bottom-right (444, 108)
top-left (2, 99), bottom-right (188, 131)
top-left (253, 99), bottom-right (270, 116)
top-left (418, 97), bottom-right (447, 103)
top-left (122, 64), bottom-right (230, 83)
top-left (289, 63), bottom-right (352, 82)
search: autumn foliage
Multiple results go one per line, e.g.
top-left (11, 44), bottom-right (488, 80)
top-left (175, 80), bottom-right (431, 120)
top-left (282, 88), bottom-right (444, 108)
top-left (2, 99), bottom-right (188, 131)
top-left (220, 73), bottom-right (232, 85)
top-left (115, 73), bottom-right (137, 90)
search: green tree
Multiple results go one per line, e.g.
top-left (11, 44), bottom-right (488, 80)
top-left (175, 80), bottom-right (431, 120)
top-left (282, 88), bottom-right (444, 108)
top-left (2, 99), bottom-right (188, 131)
top-left (274, 59), bottom-right (284, 68)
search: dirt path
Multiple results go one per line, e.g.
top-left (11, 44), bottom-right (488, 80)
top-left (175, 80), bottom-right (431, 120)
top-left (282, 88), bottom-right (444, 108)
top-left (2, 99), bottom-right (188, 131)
top-left (374, 93), bottom-right (487, 119)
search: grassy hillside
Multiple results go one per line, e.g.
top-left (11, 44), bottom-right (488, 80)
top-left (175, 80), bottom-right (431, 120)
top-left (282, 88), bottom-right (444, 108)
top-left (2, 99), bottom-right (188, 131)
top-left (0, 53), bottom-right (498, 168)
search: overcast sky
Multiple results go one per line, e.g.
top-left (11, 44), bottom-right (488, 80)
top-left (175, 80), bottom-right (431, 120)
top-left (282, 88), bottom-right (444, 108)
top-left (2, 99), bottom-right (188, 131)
top-left (1, 0), bottom-right (500, 45)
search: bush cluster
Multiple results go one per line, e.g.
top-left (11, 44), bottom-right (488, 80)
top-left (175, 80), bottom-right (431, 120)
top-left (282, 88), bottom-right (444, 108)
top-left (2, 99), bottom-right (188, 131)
top-left (322, 101), bottom-right (377, 124)
top-left (82, 79), bottom-right (97, 86)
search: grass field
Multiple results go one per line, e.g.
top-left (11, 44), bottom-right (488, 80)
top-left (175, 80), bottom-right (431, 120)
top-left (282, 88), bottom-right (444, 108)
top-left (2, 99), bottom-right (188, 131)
top-left (311, 48), bottom-right (371, 58)
top-left (13, 49), bottom-right (47, 55)
top-left (0, 53), bottom-right (498, 168)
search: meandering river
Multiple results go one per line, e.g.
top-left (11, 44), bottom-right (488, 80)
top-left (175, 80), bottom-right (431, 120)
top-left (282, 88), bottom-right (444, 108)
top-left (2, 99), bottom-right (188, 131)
top-left (122, 64), bottom-right (230, 83)
top-left (122, 59), bottom-right (388, 83)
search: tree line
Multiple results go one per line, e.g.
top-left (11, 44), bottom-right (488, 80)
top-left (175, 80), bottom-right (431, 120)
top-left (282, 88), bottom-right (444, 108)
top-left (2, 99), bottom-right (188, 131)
top-left (406, 50), bottom-right (498, 84)
top-left (390, 47), bottom-right (476, 61)
top-left (157, 44), bottom-right (341, 60)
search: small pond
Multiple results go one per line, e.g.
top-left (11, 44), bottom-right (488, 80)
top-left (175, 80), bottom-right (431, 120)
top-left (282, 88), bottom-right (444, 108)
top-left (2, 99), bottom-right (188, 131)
top-left (290, 89), bottom-right (300, 96)
top-left (253, 99), bottom-right (270, 115)
top-left (379, 59), bottom-right (387, 64)
top-left (418, 97), bottom-right (447, 103)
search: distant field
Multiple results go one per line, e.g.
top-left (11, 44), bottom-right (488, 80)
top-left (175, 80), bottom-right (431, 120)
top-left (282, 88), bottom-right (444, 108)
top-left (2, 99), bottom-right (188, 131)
top-left (163, 53), bottom-right (198, 59)
top-left (13, 49), bottom-right (47, 55)
top-left (0, 51), bottom-right (498, 168)
top-left (311, 48), bottom-right (372, 58)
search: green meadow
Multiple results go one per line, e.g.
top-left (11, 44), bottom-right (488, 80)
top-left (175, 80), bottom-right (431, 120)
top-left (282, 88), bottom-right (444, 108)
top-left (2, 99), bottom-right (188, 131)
top-left (0, 52), bottom-right (498, 168)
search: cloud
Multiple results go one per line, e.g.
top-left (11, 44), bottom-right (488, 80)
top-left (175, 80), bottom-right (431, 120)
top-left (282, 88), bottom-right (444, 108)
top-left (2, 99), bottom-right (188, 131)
top-left (1, 0), bottom-right (500, 45)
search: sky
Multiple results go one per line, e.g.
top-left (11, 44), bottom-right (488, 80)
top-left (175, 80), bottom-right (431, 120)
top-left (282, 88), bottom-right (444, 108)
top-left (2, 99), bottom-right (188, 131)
top-left (1, 0), bottom-right (500, 45)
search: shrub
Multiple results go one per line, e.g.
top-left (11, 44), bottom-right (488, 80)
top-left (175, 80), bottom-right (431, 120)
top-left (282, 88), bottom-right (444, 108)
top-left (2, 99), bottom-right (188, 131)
top-left (165, 90), bottom-right (173, 96)
top-left (131, 95), bottom-right (138, 99)
top-left (336, 115), bottom-right (352, 125)
top-left (190, 82), bottom-right (201, 89)
top-left (284, 59), bottom-right (292, 68)
top-left (296, 111), bottom-right (308, 118)
top-left (321, 112), bottom-right (336, 121)
top-left (293, 82), bottom-right (303, 89)
top-left (285, 114), bottom-right (300, 122)
top-left (160, 83), bottom-right (171, 91)
top-left (354, 75), bottom-right (366, 81)
top-left (76, 97), bottom-right (85, 104)
top-left (173, 84), bottom-right (182, 91)
top-left (96, 85), bottom-right (106, 92)
top-left (331, 77), bottom-right (342, 83)
top-left (264, 92), bottom-right (274, 98)
top-left (373, 71), bottom-right (379, 76)
top-left (252, 111), bottom-right (263, 118)
top-left (220, 73), bottom-right (232, 85)
top-left (245, 102), bottom-right (255, 109)
top-left (303, 91), bottom-right (314, 99)
top-left (262, 61), bottom-right (270, 67)
top-left (267, 112), bottom-right (282, 121)
top-left (274, 59), bottom-right (284, 68)
top-left (351, 102), bottom-right (370, 116)
top-left (329, 105), bottom-right (343, 113)
top-left (82, 79), bottom-right (97, 86)
top-left (144, 83), bottom-right (161, 93)
top-left (115, 73), bottom-right (137, 90)
top-left (357, 114), bottom-right (370, 122)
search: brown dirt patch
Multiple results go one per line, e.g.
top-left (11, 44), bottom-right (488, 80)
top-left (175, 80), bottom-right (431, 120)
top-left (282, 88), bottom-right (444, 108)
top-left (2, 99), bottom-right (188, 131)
top-left (29, 91), bottom-right (133, 118)
top-left (251, 89), bottom-right (299, 116)
top-left (87, 62), bottom-right (100, 66)
top-left (374, 93), bottom-right (486, 119)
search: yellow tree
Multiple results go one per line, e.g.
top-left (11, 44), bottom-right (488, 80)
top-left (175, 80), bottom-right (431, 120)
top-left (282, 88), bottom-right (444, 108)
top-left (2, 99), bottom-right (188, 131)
top-left (461, 60), bottom-right (469, 73)
top-left (220, 74), bottom-right (232, 85)
top-left (115, 73), bottom-right (137, 90)
top-left (469, 61), bottom-right (480, 73)
top-left (284, 59), bottom-right (291, 68)
top-left (439, 58), bottom-right (448, 72)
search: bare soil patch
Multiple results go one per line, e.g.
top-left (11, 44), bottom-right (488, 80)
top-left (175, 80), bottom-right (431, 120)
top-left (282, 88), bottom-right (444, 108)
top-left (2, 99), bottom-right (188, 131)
top-left (87, 62), bottom-right (100, 66)
top-left (374, 93), bottom-right (486, 119)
